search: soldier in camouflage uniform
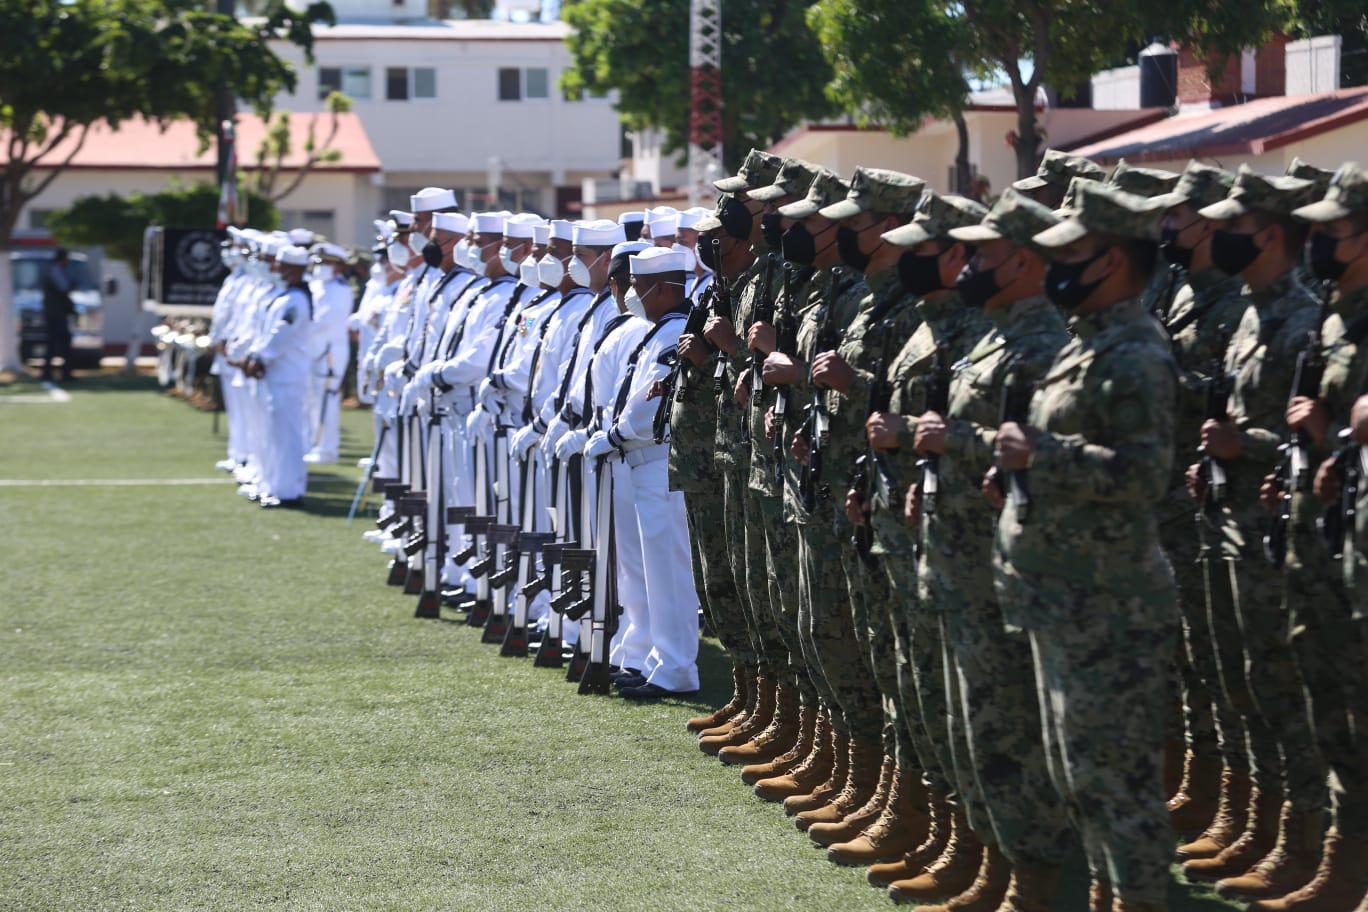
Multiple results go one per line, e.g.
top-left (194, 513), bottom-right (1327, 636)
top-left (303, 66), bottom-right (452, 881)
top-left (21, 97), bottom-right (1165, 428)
top-left (878, 190), bottom-right (1078, 910)
top-left (1238, 163), bottom-right (1368, 912)
top-left (991, 182), bottom-right (1179, 911)
top-left (672, 192), bottom-right (765, 739)
top-left (1011, 148), bottom-right (1106, 210)
top-left (793, 169), bottom-right (929, 856)
top-left (1180, 167), bottom-right (1330, 889)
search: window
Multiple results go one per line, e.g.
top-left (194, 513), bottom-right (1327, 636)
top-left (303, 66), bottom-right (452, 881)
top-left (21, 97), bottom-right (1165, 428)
top-left (319, 67), bottom-right (341, 99)
top-left (387, 67), bottom-right (436, 101)
top-left (28, 209), bottom-right (55, 231)
top-left (525, 67), bottom-right (549, 99)
top-left (499, 67), bottom-right (551, 101)
top-left (498, 67), bottom-right (521, 101)
top-left (320, 66), bottom-right (372, 101)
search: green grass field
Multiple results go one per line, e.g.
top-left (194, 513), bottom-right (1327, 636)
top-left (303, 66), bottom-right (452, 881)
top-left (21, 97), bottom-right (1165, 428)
top-left (0, 374), bottom-right (1240, 911)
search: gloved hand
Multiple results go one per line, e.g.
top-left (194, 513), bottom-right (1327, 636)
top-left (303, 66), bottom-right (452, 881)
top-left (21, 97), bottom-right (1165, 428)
top-left (511, 424), bottom-right (540, 459)
top-left (466, 406), bottom-right (493, 438)
top-left (540, 414), bottom-right (569, 462)
top-left (382, 359), bottom-right (407, 384)
top-left (584, 430), bottom-right (615, 460)
top-left (555, 427), bottom-right (589, 460)
top-left (477, 377), bottom-right (502, 412)
top-left (399, 381), bottom-right (418, 415)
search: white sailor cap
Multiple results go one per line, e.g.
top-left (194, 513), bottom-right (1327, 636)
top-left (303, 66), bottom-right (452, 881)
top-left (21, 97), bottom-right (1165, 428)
top-left (259, 236), bottom-right (282, 257)
top-left (610, 240), bottom-right (652, 266)
top-left (678, 206), bottom-right (710, 229)
top-left (503, 213), bottom-right (545, 239)
top-left (473, 211), bottom-right (508, 235)
top-left (288, 227), bottom-right (316, 247)
top-left (411, 187), bottom-right (457, 213)
top-left (618, 210), bottom-right (645, 225)
top-left (276, 245), bottom-right (311, 267)
top-left (671, 242), bottom-right (697, 271)
top-left (649, 205), bottom-right (679, 217)
top-left (433, 212), bottom-right (469, 234)
top-left (629, 246), bottom-right (688, 275)
top-left (574, 219), bottom-right (626, 247)
top-left (313, 242), bottom-right (348, 262)
top-left (646, 212), bottom-right (678, 237)
top-left (389, 210), bottom-right (415, 228)
top-left (532, 223), bottom-right (551, 246)
top-left (226, 226), bottom-right (245, 244)
top-left (550, 219), bottom-right (576, 241)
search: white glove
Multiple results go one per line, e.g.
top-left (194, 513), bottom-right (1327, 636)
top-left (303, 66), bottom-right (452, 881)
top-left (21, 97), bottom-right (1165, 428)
top-left (382, 359), bottom-right (406, 384)
top-left (466, 406), bottom-right (493, 438)
top-left (399, 382), bottom-right (417, 415)
top-left (539, 414), bottom-right (568, 462)
top-left (555, 428), bottom-right (589, 460)
top-left (511, 425), bottom-right (540, 458)
top-left (584, 430), bottom-right (615, 460)
top-left (477, 377), bottom-right (502, 411)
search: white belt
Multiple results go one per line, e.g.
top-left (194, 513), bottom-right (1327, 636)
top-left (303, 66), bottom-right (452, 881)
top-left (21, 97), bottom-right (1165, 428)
top-left (623, 442), bottom-right (668, 468)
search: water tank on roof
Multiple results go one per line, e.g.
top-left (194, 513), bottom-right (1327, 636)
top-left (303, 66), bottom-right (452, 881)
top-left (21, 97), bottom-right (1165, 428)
top-left (1139, 43), bottom-right (1178, 108)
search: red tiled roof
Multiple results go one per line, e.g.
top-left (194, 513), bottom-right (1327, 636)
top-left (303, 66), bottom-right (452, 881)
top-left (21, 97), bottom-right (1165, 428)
top-left (6, 113), bottom-right (382, 173)
top-left (1067, 87), bottom-right (1368, 164)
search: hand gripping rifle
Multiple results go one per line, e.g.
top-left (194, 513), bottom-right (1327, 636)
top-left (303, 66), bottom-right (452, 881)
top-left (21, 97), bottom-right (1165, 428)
top-left (851, 351), bottom-right (894, 566)
top-left (912, 349), bottom-right (951, 560)
top-left (997, 356), bottom-right (1035, 523)
top-left (653, 270), bottom-right (717, 442)
top-left (799, 284), bottom-right (842, 513)
top-left (1264, 304), bottom-right (1329, 566)
top-left (1199, 361), bottom-right (1233, 517)
top-left (771, 264), bottom-right (802, 484)
top-left (710, 242), bottom-right (737, 395)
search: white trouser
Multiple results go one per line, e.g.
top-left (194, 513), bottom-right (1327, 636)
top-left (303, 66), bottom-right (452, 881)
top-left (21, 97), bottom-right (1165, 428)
top-left (306, 366), bottom-right (343, 460)
top-left (262, 371), bottom-right (308, 500)
top-left (631, 455), bottom-right (699, 692)
top-left (223, 367), bottom-right (248, 464)
top-left (607, 458), bottom-right (649, 674)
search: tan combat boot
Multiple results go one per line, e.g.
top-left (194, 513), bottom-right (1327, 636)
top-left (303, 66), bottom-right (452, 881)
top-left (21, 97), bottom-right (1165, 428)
top-left (826, 764), bottom-right (931, 865)
top-left (1169, 749), bottom-right (1222, 838)
top-left (886, 807), bottom-right (983, 903)
top-left (994, 862), bottom-right (1061, 912)
top-left (914, 842), bottom-right (1011, 912)
top-left (1216, 803), bottom-right (1324, 900)
top-left (685, 663), bottom-right (747, 733)
top-left (755, 713), bottom-right (834, 802)
top-left (696, 668), bottom-right (758, 745)
top-left (797, 738), bottom-right (882, 833)
top-left (867, 790), bottom-right (952, 886)
top-left (742, 702), bottom-right (816, 785)
top-left (1249, 828), bottom-right (1368, 912)
top-left (1183, 786), bottom-right (1281, 880)
top-left (1089, 879), bottom-right (1113, 912)
top-left (784, 730), bottom-right (849, 815)
top-left (718, 681), bottom-right (800, 766)
top-left (1177, 767), bottom-right (1252, 859)
top-left (699, 673), bottom-right (774, 755)
top-left (809, 753), bottom-right (893, 847)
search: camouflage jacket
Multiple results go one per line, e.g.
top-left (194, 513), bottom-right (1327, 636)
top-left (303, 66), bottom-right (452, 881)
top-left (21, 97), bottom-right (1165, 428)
top-left (869, 290), bottom-right (993, 558)
top-left (748, 260), bottom-right (810, 496)
top-left (713, 253), bottom-right (768, 470)
top-left (1210, 267), bottom-right (1321, 559)
top-left (994, 296), bottom-right (1178, 629)
top-left (668, 269), bottom-right (749, 494)
top-left (783, 266), bottom-right (868, 525)
top-left (927, 295), bottom-right (1069, 587)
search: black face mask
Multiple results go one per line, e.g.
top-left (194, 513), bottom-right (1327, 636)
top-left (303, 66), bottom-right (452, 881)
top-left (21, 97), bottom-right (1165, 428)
top-left (718, 198), bottom-right (753, 241)
top-left (896, 250), bottom-right (946, 297)
top-left (782, 223), bottom-right (817, 265)
top-left (955, 260), bottom-right (1004, 309)
top-left (836, 226), bottom-right (871, 272)
top-left (697, 236), bottom-right (719, 271)
top-left (1159, 227), bottom-right (1193, 271)
top-left (1211, 228), bottom-right (1262, 276)
top-left (761, 213), bottom-right (784, 251)
top-left (1045, 249), bottom-right (1109, 313)
top-left (622, 221), bottom-right (643, 242)
top-left (422, 241), bottom-right (444, 269)
top-left (1306, 232), bottom-right (1349, 282)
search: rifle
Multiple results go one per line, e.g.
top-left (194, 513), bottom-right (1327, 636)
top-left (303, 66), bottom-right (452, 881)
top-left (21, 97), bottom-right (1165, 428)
top-left (998, 357), bottom-right (1034, 523)
top-left (771, 263), bottom-right (802, 484)
top-left (481, 430), bottom-right (515, 644)
top-left (1264, 304), bottom-right (1329, 566)
top-left (852, 351), bottom-right (894, 565)
top-left (798, 278), bottom-right (843, 513)
top-left (912, 349), bottom-right (951, 559)
top-left (1199, 361), bottom-right (1232, 516)
top-left (415, 394), bottom-right (446, 619)
top-left (653, 245), bottom-right (721, 441)
top-left (1319, 432), bottom-right (1354, 559)
top-left (748, 254), bottom-right (779, 409)
top-left (710, 243), bottom-right (736, 395)
top-left (347, 424), bottom-right (387, 523)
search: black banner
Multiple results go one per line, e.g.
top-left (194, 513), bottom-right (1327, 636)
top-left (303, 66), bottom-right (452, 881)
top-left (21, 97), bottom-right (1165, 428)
top-left (155, 227), bottom-right (228, 307)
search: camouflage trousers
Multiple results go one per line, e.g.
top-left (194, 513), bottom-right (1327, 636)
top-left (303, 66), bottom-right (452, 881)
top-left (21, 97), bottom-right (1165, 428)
top-left (1212, 555), bottom-right (1327, 810)
top-left (1020, 584), bottom-right (1178, 905)
top-left (1162, 515), bottom-right (1226, 766)
top-left (721, 463), bottom-right (787, 677)
top-left (934, 562), bottom-right (1073, 868)
top-left (685, 488), bottom-right (757, 670)
top-left (797, 517), bottom-right (883, 740)
top-left (839, 533), bottom-right (915, 764)
top-left (1287, 524), bottom-right (1368, 840)
top-left (746, 486), bottom-right (818, 703)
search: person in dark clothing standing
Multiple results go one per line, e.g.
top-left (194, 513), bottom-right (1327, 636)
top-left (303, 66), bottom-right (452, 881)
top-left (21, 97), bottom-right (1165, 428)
top-left (41, 248), bottom-right (76, 382)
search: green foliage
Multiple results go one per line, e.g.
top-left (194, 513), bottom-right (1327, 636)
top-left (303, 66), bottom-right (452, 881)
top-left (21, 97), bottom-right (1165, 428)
top-left (561, 0), bottom-right (835, 169)
top-left (46, 183), bottom-right (278, 276)
top-left (251, 92), bottom-right (352, 203)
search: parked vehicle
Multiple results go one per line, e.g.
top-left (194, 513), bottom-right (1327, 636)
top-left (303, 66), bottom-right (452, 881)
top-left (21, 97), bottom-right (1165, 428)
top-left (12, 248), bottom-right (106, 368)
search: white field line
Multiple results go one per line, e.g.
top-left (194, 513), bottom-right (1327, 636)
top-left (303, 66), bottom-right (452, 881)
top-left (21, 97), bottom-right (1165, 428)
top-left (0, 382), bottom-right (70, 404)
top-left (0, 478), bottom-right (235, 488)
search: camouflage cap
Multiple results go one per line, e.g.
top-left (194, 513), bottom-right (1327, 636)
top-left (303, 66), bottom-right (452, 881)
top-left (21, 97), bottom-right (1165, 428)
top-left (1106, 159), bottom-right (1180, 198)
top-left (1012, 149), bottom-right (1106, 193)
top-left (1033, 181), bottom-right (1165, 249)
top-left (747, 158), bottom-right (821, 203)
top-left (777, 169), bottom-right (851, 219)
top-left (714, 148), bottom-right (784, 194)
top-left (1293, 162), bottom-right (1368, 223)
top-left (882, 191), bottom-right (989, 247)
top-left (1198, 164), bottom-right (1318, 220)
top-left (1286, 157), bottom-right (1335, 194)
top-left (1149, 160), bottom-right (1236, 212)
top-left (948, 188), bottom-right (1061, 252)
top-left (818, 166), bottom-right (925, 220)
top-left (692, 192), bottom-right (733, 233)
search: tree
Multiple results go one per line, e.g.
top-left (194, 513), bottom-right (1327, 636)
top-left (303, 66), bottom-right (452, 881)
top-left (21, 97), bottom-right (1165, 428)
top-left (560, 0), bottom-right (835, 170)
top-left (808, 0), bottom-right (976, 192)
top-left (0, 0), bottom-right (332, 373)
top-left (252, 91), bottom-right (352, 204)
top-left (45, 183), bottom-right (279, 281)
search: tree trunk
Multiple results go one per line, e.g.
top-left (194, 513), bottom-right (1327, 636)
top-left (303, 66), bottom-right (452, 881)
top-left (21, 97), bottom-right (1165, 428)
top-left (1013, 85), bottom-right (1041, 180)
top-left (0, 247), bottom-right (23, 374)
top-left (953, 112), bottom-right (971, 195)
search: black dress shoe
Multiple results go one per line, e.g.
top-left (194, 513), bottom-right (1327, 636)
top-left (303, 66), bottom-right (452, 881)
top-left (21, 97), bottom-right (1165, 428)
top-left (614, 673), bottom-right (647, 690)
top-left (611, 667), bottom-right (642, 684)
top-left (261, 497), bottom-right (304, 509)
top-left (619, 682), bottom-right (699, 701)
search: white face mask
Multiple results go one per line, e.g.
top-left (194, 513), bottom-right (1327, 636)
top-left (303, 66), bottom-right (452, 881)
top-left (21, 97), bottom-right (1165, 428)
top-left (498, 245), bottom-right (519, 277)
top-left (518, 257), bottom-right (539, 286)
top-left (387, 241), bottom-right (412, 268)
top-left (568, 251), bottom-right (602, 288)
top-left (538, 253), bottom-right (564, 287)
top-left (408, 231), bottom-right (428, 256)
top-left (467, 240), bottom-right (489, 277)
top-left (623, 288), bottom-right (646, 319)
